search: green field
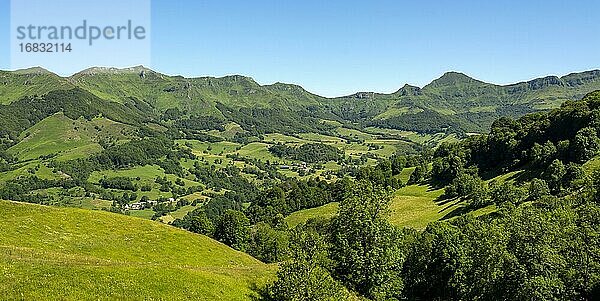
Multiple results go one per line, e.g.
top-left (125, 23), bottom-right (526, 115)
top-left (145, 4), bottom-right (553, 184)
top-left (0, 200), bottom-right (274, 300)
top-left (285, 202), bottom-right (340, 228)
top-left (284, 181), bottom-right (495, 230)
top-left (388, 184), bottom-right (450, 229)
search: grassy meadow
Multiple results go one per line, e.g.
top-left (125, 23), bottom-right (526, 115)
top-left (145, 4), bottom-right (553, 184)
top-left (0, 200), bottom-right (274, 300)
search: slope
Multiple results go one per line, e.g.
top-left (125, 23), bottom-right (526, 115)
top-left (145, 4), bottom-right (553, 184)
top-left (0, 200), bottom-right (274, 300)
top-left (69, 66), bottom-right (325, 115)
top-left (6, 112), bottom-right (139, 162)
top-left (0, 67), bottom-right (74, 104)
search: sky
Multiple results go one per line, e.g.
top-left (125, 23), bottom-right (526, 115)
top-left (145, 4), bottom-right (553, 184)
top-left (1, 0), bottom-right (600, 97)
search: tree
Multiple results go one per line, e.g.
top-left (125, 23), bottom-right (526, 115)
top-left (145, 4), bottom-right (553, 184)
top-left (543, 159), bottom-right (566, 194)
top-left (530, 141), bottom-right (557, 167)
top-left (431, 146), bottom-right (467, 185)
top-left (260, 228), bottom-right (349, 301)
top-left (572, 127), bottom-right (600, 163)
top-left (445, 170), bottom-right (489, 208)
top-left (563, 163), bottom-right (585, 190)
top-left (187, 212), bottom-right (214, 236)
top-left (402, 221), bottom-right (465, 300)
top-left (248, 223), bottom-right (289, 263)
top-left (329, 181), bottom-right (406, 300)
top-left (408, 161), bottom-right (428, 184)
top-left (528, 178), bottom-right (550, 201)
top-left (490, 181), bottom-right (527, 205)
top-left (214, 210), bottom-right (250, 251)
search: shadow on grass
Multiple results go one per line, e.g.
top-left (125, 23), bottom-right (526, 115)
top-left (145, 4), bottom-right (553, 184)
top-left (434, 194), bottom-right (457, 206)
top-left (439, 205), bottom-right (469, 221)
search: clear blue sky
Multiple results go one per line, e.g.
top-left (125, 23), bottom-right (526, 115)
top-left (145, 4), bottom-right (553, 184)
top-left (2, 0), bottom-right (600, 97)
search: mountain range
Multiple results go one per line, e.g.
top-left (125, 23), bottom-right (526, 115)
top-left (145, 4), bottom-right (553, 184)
top-left (2, 66), bottom-right (600, 137)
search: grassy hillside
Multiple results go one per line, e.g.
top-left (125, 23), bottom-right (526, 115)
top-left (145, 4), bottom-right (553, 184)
top-left (329, 70), bottom-right (600, 133)
top-left (6, 113), bottom-right (135, 161)
top-left (0, 68), bottom-right (73, 105)
top-left (69, 67), bottom-right (324, 115)
top-left (4, 67), bottom-right (600, 136)
top-left (0, 200), bottom-right (274, 300)
top-left (283, 182), bottom-right (496, 230)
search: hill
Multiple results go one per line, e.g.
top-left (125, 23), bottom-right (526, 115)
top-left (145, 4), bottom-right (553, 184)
top-left (3, 67), bottom-right (600, 135)
top-left (330, 70), bottom-right (600, 133)
top-left (0, 200), bottom-right (274, 300)
top-left (0, 67), bottom-right (74, 105)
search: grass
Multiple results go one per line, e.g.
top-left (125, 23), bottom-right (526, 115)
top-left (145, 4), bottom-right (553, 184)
top-left (285, 202), bottom-right (340, 228)
top-left (160, 205), bottom-right (199, 224)
top-left (7, 113), bottom-right (135, 162)
top-left (584, 156), bottom-right (600, 173)
top-left (283, 171), bottom-right (498, 231)
top-left (0, 200), bottom-right (274, 300)
top-left (0, 160), bottom-right (76, 185)
top-left (283, 181), bottom-right (457, 230)
top-left (128, 209), bottom-right (155, 219)
top-left (389, 184), bottom-right (450, 229)
top-left (8, 113), bottom-right (99, 161)
top-left (398, 167), bottom-right (416, 184)
top-left (89, 164), bottom-right (202, 190)
top-left (237, 142), bottom-right (283, 162)
top-left (0, 69), bottom-right (73, 104)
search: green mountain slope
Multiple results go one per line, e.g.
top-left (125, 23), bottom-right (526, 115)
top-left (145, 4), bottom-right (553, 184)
top-left (3, 67), bottom-right (600, 135)
top-left (0, 200), bottom-right (273, 300)
top-left (0, 67), bottom-right (74, 105)
top-left (330, 70), bottom-right (600, 133)
top-left (0, 87), bottom-right (154, 140)
top-left (69, 66), bottom-right (325, 115)
top-left (7, 112), bottom-right (137, 161)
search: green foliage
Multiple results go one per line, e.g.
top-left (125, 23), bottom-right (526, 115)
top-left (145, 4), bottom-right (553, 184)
top-left (543, 159), bottom-right (567, 193)
top-left (248, 223), bottom-right (289, 263)
top-left (563, 162), bottom-right (586, 190)
top-left (441, 92), bottom-right (600, 175)
top-left (431, 142), bottom-right (467, 185)
top-left (246, 178), bottom-right (346, 226)
top-left (528, 178), bottom-right (551, 201)
top-left (0, 88), bottom-right (150, 139)
top-left (329, 181), bottom-right (406, 300)
top-left (490, 181), bottom-right (527, 205)
top-left (445, 170), bottom-right (490, 208)
top-left (172, 210), bottom-right (215, 236)
top-left (215, 210), bottom-right (251, 251)
top-left (99, 176), bottom-right (137, 191)
top-left (408, 159), bottom-right (428, 184)
top-left (573, 127), bottom-right (600, 163)
top-left (218, 103), bottom-right (333, 137)
top-left (189, 163), bottom-right (258, 198)
top-left (260, 228), bottom-right (349, 301)
top-left (402, 198), bottom-right (600, 300)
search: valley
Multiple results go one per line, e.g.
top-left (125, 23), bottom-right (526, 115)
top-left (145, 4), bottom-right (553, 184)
top-left (1, 67), bottom-right (600, 300)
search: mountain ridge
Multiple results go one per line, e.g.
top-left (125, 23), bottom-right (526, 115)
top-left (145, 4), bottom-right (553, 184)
top-left (4, 65), bottom-right (600, 97)
top-left (3, 66), bottom-right (600, 134)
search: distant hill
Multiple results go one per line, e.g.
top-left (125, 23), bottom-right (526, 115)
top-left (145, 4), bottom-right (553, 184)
top-left (329, 70), bottom-right (600, 133)
top-left (0, 200), bottom-right (273, 300)
top-left (1, 67), bottom-right (600, 135)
